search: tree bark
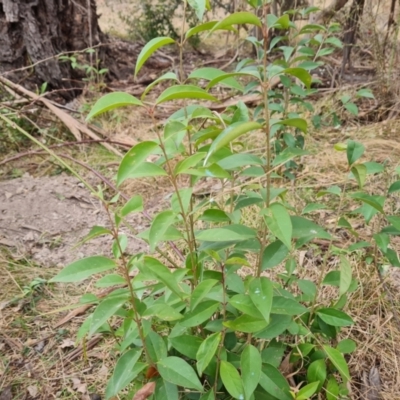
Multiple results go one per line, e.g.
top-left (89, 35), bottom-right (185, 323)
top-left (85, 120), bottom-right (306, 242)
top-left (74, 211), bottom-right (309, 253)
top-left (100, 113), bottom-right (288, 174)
top-left (0, 0), bottom-right (171, 101)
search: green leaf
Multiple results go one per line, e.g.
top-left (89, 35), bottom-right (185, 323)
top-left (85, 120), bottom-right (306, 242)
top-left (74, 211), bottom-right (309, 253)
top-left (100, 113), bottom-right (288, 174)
top-left (171, 187), bottom-right (193, 215)
top-left (388, 180), bottom-right (400, 194)
top-left (347, 140), bottom-right (365, 166)
top-left (349, 192), bottom-right (385, 213)
top-left (254, 314), bottom-right (292, 339)
top-left (210, 12), bottom-right (261, 34)
top-left (263, 203), bottom-right (292, 249)
top-left (356, 88), bottom-right (374, 99)
top-left (80, 226), bottom-right (112, 244)
top-left (344, 102), bottom-right (358, 115)
top-left (291, 216), bottom-right (331, 240)
top-left (272, 147), bottom-right (309, 167)
top-left (339, 255), bottom-right (352, 296)
top-left (224, 314), bottom-right (268, 333)
top-left (86, 92), bottom-right (143, 120)
top-left (301, 203), bottom-right (328, 214)
top-left (206, 72), bottom-right (257, 91)
top-left (185, 20), bottom-right (236, 39)
top-left (196, 332), bottom-right (221, 375)
top-left (95, 274), bottom-right (125, 288)
top-left (157, 357), bottom-right (203, 391)
top-left (323, 345), bottom-right (351, 382)
top-left (249, 277), bottom-right (273, 323)
top-left (374, 232), bottom-right (389, 253)
top-left (169, 335), bottom-right (203, 359)
top-left (204, 121), bottom-right (262, 164)
top-left (143, 304), bottom-right (183, 321)
top-left (154, 380), bottom-right (179, 400)
top-left (188, 0), bottom-right (207, 21)
top-left (296, 381), bottom-right (319, 400)
top-left (306, 359), bottom-right (326, 393)
top-left (105, 349), bottom-right (144, 399)
top-left (90, 291), bottom-right (129, 335)
top-left (326, 377), bottom-right (340, 400)
top-left (141, 71), bottom-right (178, 100)
top-left (272, 296), bottom-right (307, 315)
top-left (174, 152), bottom-right (207, 175)
top-left (144, 257), bottom-right (185, 299)
top-left (191, 279), bottom-right (219, 310)
top-left (317, 308), bottom-right (354, 326)
top-left (220, 361), bottom-right (244, 399)
top-left (387, 215), bottom-right (400, 231)
top-left (282, 68), bottom-right (312, 89)
top-left (259, 365), bottom-right (292, 400)
top-left (189, 68), bottom-right (244, 91)
top-left (117, 141), bottom-right (163, 185)
top-left (146, 331), bottom-right (168, 363)
top-left (229, 294), bottom-right (263, 318)
top-left (241, 345), bottom-right (261, 399)
top-left (196, 224), bottom-right (257, 242)
top-left (50, 256), bottom-right (116, 283)
top-left (156, 85), bottom-right (218, 104)
top-left (351, 164), bottom-right (367, 189)
top-left (121, 195), bottom-right (143, 217)
top-left (262, 240), bottom-right (289, 270)
top-left (337, 338), bottom-right (357, 353)
top-left (149, 210), bottom-right (176, 252)
top-left (135, 37), bottom-right (175, 77)
top-left (180, 301), bottom-right (220, 327)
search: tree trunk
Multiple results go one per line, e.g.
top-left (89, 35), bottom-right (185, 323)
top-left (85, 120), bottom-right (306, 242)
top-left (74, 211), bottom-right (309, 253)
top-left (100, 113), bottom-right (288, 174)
top-left (0, 0), bottom-right (171, 101)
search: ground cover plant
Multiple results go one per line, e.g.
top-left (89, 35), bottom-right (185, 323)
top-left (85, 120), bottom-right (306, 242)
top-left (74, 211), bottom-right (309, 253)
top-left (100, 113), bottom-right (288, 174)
top-left (45, 1), bottom-right (400, 399)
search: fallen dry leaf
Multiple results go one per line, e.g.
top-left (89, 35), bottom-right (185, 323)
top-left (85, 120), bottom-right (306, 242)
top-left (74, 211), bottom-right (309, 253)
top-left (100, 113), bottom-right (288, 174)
top-left (27, 385), bottom-right (39, 397)
top-left (132, 382), bottom-right (156, 400)
top-left (60, 338), bottom-right (76, 348)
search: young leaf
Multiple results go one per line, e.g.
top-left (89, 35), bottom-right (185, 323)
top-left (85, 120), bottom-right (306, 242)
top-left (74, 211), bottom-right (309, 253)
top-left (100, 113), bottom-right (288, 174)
top-left (296, 381), bottom-right (319, 400)
top-left (220, 361), bottom-right (244, 399)
top-left (156, 85), bottom-right (218, 104)
top-left (323, 345), bottom-right (351, 382)
top-left (249, 277), bottom-right (273, 323)
top-left (135, 37), bottom-right (176, 77)
top-left (105, 349), bottom-right (144, 399)
top-left (185, 20), bottom-right (236, 39)
top-left (86, 92), bottom-right (143, 121)
top-left (241, 345), bottom-right (261, 399)
top-left (210, 12), bottom-right (261, 34)
top-left (121, 195), bottom-right (143, 217)
top-left (157, 357), bottom-right (203, 391)
top-left (196, 332), bottom-right (221, 375)
top-left (317, 308), bottom-right (354, 327)
top-left (263, 203), bottom-right (292, 249)
top-left (50, 256), bottom-right (116, 283)
top-left (339, 255), bottom-right (352, 296)
top-left (346, 140), bottom-right (365, 166)
top-left (149, 210), bottom-right (176, 252)
top-left (351, 164), bottom-right (367, 189)
top-left (204, 121), bottom-right (262, 164)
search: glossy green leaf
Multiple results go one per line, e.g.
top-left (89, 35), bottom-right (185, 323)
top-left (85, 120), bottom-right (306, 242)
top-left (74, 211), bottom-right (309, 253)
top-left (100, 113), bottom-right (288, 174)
top-left (220, 361), bottom-right (244, 399)
top-left (144, 257), bottom-right (185, 299)
top-left (135, 37), bottom-right (175, 77)
top-left (323, 345), bottom-right (351, 382)
top-left (351, 164), bottom-right (367, 189)
top-left (317, 308), bottom-right (354, 327)
top-left (249, 277), bottom-right (273, 323)
top-left (121, 195), bottom-right (143, 217)
top-left (339, 255), bottom-right (352, 296)
top-left (169, 335), bottom-right (202, 359)
top-left (306, 359), bottom-right (326, 393)
top-left (196, 332), bottom-right (221, 375)
top-left (105, 349), bottom-right (144, 399)
top-left (224, 314), bottom-right (268, 333)
top-left (204, 121), bottom-right (262, 164)
top-left (180, 301), bottom-right (220, 327)
top-left (149, 210), bottom-right (176, 252)
top-left (89, 291), bottom-right (129, 335)
top-left (262, 240), bottom-right (289, 270)
top-left (229, 294), bottom-right (263, 318)
top-left (291, 216), bottom-right (331, 240)
top-left (259, 365), bottom-right (292, 400)
top-left (272, 296), bottom-right (307, 315)
top-left (157, 357), bottom-right (203, 391)
top-left (296, 381), bottom-right (319, 400)
top-left (241, 345), bottom-right (261, 399)
top-left (191, 279), bottom-right (219, 310)
top-left (347, 140), bottom-right (365, 166)
top-left (210, 12), bottom-right (261, 34)
top-left (189, 68), bottom-right (244, 91)
top-left (86, 92), bottom-right (143, 120)
top-left (196, 224), bottom-right (257, 242)
top-left (282, 68), bottom-right (312, 88)
top-left (141, 71), bottom-right (178, 100)
top-left (174, 152), bottom-right (207, 175)
top-left (50, 256), bottom-right (116, 283)
top-left (263, 203), bottom-right (292, 249)
top-left (185, 20), bottom-right (236, 39)
top-left (156, 85), bottom-right (218, 104)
